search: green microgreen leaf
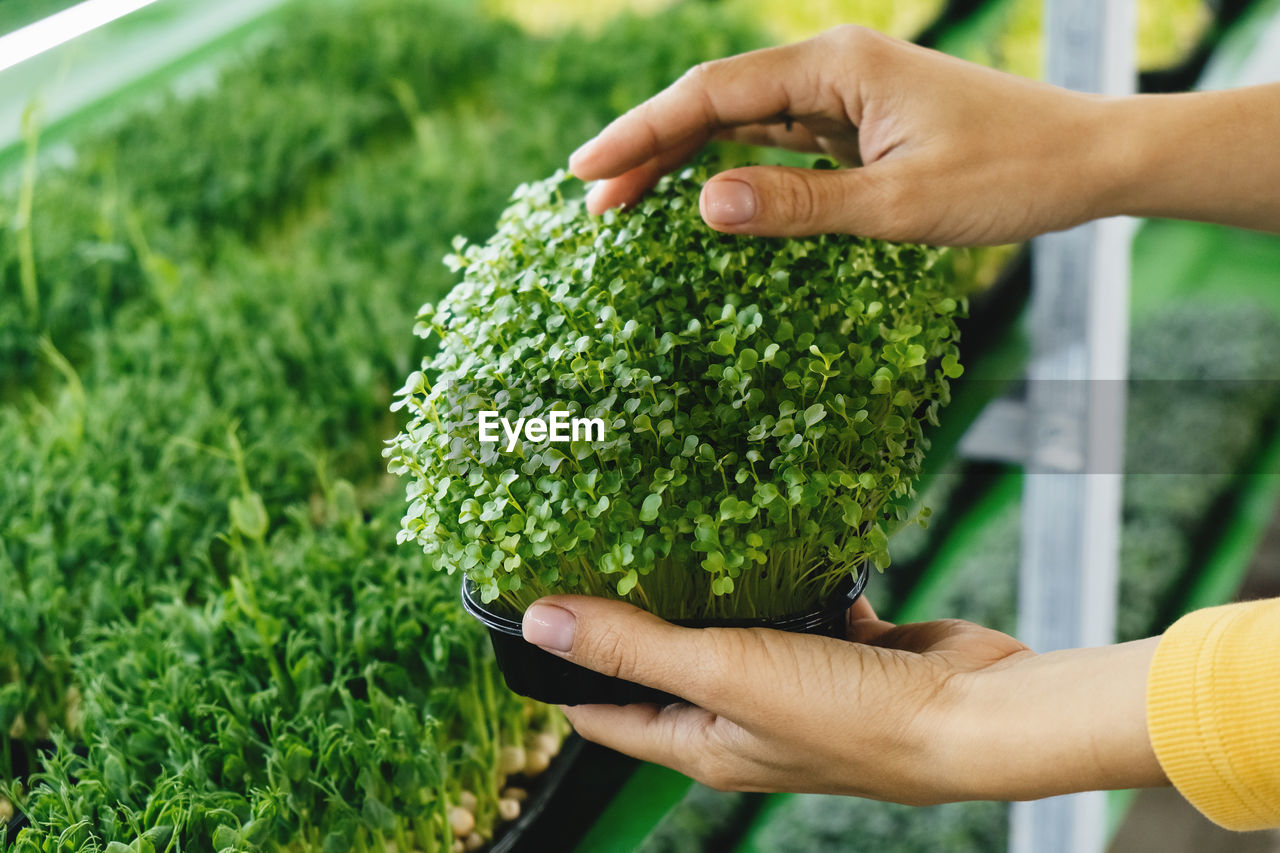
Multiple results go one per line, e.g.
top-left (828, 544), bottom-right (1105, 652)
top-left (389, 157), bottom-right (963, 620)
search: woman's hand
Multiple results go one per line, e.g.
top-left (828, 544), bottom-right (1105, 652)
top-left (570, 25), bottom-right (1117, 246)
top-left (522, 595), bottom-right (1168, 803)
top-left (570, 26), bottom-right (1280, 243)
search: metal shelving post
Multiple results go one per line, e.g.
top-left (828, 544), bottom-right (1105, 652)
top-left (1012, 2), bottom-right (1134, 853)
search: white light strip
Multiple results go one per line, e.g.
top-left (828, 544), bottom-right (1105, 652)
top-left (0, 0), bottom-right (161, 74)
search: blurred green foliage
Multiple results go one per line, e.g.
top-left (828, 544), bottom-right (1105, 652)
top-left (1, 0), bottom-right (765, 849)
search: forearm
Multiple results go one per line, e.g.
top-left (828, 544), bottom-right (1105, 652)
top-left (1096, 84), bottom-right (1280, 233)
top-left (935, 637), bottom-right (1167, 801)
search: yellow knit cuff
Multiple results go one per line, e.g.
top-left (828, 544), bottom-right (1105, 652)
top-left (1147, 598), bottom-right (1280, 831)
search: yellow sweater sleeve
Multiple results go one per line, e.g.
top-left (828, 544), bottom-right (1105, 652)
top-left (1146, 597), bottom-right (1280, 831)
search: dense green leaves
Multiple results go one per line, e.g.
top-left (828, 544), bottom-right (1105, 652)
top-left (11, 496), bottom-right (554, 853)
top-left (0, 0), bottom-right (774, 848)
top-left (0, 2), bottom-right (513, 397)
top-left (389, 163), bottom-right (964, 619)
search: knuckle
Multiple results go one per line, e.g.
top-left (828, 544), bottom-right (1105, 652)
top-left (828, 24), bottom-right (874, 51)
top-left (685, 61), bottom-right (723, 117)
top-left (696, 627), bottom-right (789, 708)
top-left (693, 629), bottom-right (750, 703)
top-left (775, 174), bottom-right (821, 227)
top-left (673, 60), bottom-right (727, 128)
top-left (702, 771), bottom-right (737, 793)
top-left (871, 173), bottom-right (915, 238)
top-left (628, 102), bottom-right (664, 155)
top-left (707, 763), bottom-right (752, 792)
top-left (690, 751), bottom-right (738, 792)
top-left (580, 622), bottom-right (632, 681)
top-left (678, 59), bottom-right (717, 96)
top-left (826, 23), bottom-right (891, 71)
top-left (684, 59), bottom-right (719, 85)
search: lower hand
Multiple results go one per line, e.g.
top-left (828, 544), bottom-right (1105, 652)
top-left (522, 595), bottom-right (1167, 803)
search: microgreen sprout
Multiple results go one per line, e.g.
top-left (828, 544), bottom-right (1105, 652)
top-left (389, 160), bottom-right (964, 619)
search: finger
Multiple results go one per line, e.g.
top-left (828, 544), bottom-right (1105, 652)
top-left (847, 616), bottom-right (897, 645)
top-left (846, 596), bottom-right (891, 643)
top-left (860, 619), bottom-right (992, 655)
top-left (698, 163), bottom-right (911, 239)
top-left (715, 123), bottom-right (864, 168)
top-left (561, 701), bottom-right (713, 770)
top-left (714, 122), bottom-right (825, 154)
top-left (584, 116), bottom-right (851, 215)
top-left (570, 39), bottom-right (830, 181)
top-left (564, 702), bottom-right (761, 791)
top-left (848, 596), bottom-right (878, 623)
top-left (585, 134), bottom-right (705, 215)
top-left (522, 595), bottom-right (744, 710)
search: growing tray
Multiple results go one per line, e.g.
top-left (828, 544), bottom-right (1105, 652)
top-left (466, 562), bottom-right (871, 706)
top-left (490, 736), bottom-right (639, 853)
top-left (1, 736), bottom-right (638, 853)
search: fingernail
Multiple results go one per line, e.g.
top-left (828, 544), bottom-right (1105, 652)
top-left (702, 179), bottom-right (756, 225)
top-left (523, 603), bottom-right (576, 652)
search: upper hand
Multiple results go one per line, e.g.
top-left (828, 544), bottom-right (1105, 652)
top-left (569, 25), bottom-right (1119, 246)
top-left (522, 594), bottom-right (1167, 803)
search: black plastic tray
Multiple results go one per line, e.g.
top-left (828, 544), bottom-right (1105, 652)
top-left (465, 564), bottom-right (870, 706)
top-left (490, 736), bottom-right (639, 853)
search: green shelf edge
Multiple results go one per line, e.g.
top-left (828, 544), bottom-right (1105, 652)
top-left (732, 791), bottom-right (794, 853)
top-left (0, 0), bottom-right (302, 177)
top-left (1176, 427), bottom-right (1280, 615)
top-left (573, 763), bottom-right (695, 852)
top-left (894, 468), bottom-right (1023, 625)
top-left (0, 0), bottom-right (81, 35)
top-left (1198, 0), bottom-right (1280, 89)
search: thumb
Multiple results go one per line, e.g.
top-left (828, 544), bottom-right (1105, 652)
top-left (699, 164), bottom-right (907, 239)
top-left (522, 595), bottom-right (739, 710)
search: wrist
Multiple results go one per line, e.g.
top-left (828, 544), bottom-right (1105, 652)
top-left (1087, 86), bottom-right (1280, 231)
top-left (1081, 94), bottom-right (1150, 222)
top-left (932, 639), bottom-right (1166, 801)
top-left (1025, 90), bottom-right (1139, 233)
